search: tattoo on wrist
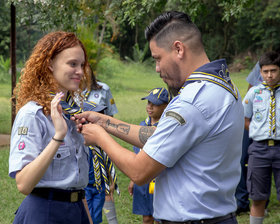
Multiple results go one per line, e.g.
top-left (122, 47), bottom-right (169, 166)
top-left (106, 119), bottom-right (130, 135)
top-left (139, 127), bottom-right (155, 144)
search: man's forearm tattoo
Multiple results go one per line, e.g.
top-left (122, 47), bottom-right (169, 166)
top-left (106, 119), bottom-right (130, 135)
top-left (139, 126), bottom-right (155, 144)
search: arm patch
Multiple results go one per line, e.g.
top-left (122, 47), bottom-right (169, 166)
top-left (165, 111), bottom-right (186, 125)
top-left (18, 127), bottom-right (28, 135)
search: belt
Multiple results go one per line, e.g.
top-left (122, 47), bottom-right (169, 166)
top-left (257, 139), bottom-right (280, 146)
top-left (161, 212), bottom-right (235, 224)
top-left (31, 188), bottom-right (85, 203)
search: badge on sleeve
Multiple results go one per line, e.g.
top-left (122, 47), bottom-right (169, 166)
top-left (166, 111), bottom-right (186, 125)
top-left (18, 127), bottom-right (28, 135)
top-left (110, 98), bottom-right (115, 105)
top-left (245, 99), bottom-right (248, 104)
top-left (18, 141), bottom-right (25, 150)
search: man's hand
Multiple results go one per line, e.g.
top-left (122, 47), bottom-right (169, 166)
top-left (128, 180), bottom-right (134, 196)
top-left (71, 111), bottom-right (105, 133)
top-left (80, 123), bottom-right (109, 146)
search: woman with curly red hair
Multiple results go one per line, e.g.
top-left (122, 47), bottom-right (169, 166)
top-left (9, 31), bottom-right (92, 224)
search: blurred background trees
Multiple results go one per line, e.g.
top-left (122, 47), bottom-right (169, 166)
top-left (1, 0), bottom-right (280, 73)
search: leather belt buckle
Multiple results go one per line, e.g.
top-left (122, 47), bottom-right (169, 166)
top-left (70, 192), bottom-right (79, 202)
top-left (268, 139), bottom-right (275, 146)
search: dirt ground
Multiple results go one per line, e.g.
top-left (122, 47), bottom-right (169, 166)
top-left (0, 134), bottom-right (10, 148)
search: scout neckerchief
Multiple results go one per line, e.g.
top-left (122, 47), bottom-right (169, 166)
top-left (50, 92), bottom-right (110, 193)
top-left (178, 59), bottom-right (238, 101)
top-left (262, 82), bottom-right (280, 137)
top-left (83, 90), bottom-right (120, 195)
top-left (145, 116), bottom-right (159, 194)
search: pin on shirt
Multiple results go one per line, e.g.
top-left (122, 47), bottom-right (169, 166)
top-left (254, 89), bottom-right (262, 94)
top-left (18, 141), bottom-right (25, 150)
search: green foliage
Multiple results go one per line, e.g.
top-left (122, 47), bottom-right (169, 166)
top-left (124, 43), bottom-right (150, 63)
top-left (96, 56), bottom-right (125, 81)
top-left (9, 0), bottom-right (83, 32)
top-left (217, 0), bottom-right (255, 21)
top-left (234, 0), bottom-right (280, 52)
top-left (0, 55), bottom-right (10, 83)
top-left (77, 25), bottom-right (116, 71)
top-left (0, 83), bottom-right (11, 134)
top-left (0, 0), bottom-right (10, 58)
top-left (2, 0), bottom-right (280, 65)
top-left (77, 26), bottom-right (101, 70)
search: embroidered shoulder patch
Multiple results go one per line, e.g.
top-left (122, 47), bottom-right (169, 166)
top-left (18, 127), bottom-right (28, 135)
top-left (110, 98), bottom-right (115, 105)
top-left (166, 111), bottom-right (186, 125)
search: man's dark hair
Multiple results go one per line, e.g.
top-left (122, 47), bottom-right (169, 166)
top-left (145, 11), bottom-right (203, 53)
top-left (259, 51), bottom-right (280, 68)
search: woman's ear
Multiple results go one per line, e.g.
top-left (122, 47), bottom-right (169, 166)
top-left (48, 60), bottom-right (53, 72)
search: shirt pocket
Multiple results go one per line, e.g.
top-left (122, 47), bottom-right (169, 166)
top-left (43, 146), bottom-right (71, 181)
top-left (253, 105), bottom-right (267, 123)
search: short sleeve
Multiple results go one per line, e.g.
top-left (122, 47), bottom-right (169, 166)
top-left (104, 88), bottom-right (118, 116)
top-left (143, 100), bottom-right (210, 167)
top-left (242, 88), bottom-right (254, 119)
top-left (9, 105), bottom-right (45, 178)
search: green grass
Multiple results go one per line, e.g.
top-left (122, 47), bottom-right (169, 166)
top-left (0, 83), bottom-right (12, 134)
top-left (1, 59), bottom-right (280, 223)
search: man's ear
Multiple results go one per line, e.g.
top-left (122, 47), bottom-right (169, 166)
top-left (173, 41), bottom-right (184, 59)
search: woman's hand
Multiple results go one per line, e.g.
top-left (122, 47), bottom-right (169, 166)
top-left (51, 92), bottom-right (67, 140)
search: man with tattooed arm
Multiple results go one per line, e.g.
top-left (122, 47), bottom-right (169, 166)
top-left (73, 11), bottom-right (244, 224)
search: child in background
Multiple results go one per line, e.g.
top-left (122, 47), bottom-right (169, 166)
top-left (243, 51), bottom-right (280, 224)
top-left (83, 67), bottom-right (119, 224)
top-left (84, 67), bottom-right (118, 117)
top-left (128, 87), bottom-right (170, 224)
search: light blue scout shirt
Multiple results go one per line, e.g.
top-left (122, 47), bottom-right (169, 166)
top-left (9, 101), bottom-right (89, 190)
top-left (243, 83), bottom-right (280, 141)
top-left (86, 81), bottom-right (118, 116)
top-left (143, 59), bottom-right (244, 221)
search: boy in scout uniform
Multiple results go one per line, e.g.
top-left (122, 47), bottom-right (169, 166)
top-left (128, 87), bottom-right (170, 224)
top-left (243, 51), bottom-right (280, 224)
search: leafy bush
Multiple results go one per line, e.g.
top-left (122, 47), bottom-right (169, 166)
top-left (96, 56), bottom-right (125, 80)
top-left (77, 25), bottom-right (115, 71)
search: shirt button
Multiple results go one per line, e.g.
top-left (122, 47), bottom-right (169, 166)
top-left (57, 154), bottom-right (61, 158)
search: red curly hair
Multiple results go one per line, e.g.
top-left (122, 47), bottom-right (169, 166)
top-left (14, 31), bottom-right (91, 116)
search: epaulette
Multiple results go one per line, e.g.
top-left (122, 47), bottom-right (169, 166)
top-left (179, 81), bottom-right (205, 104)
